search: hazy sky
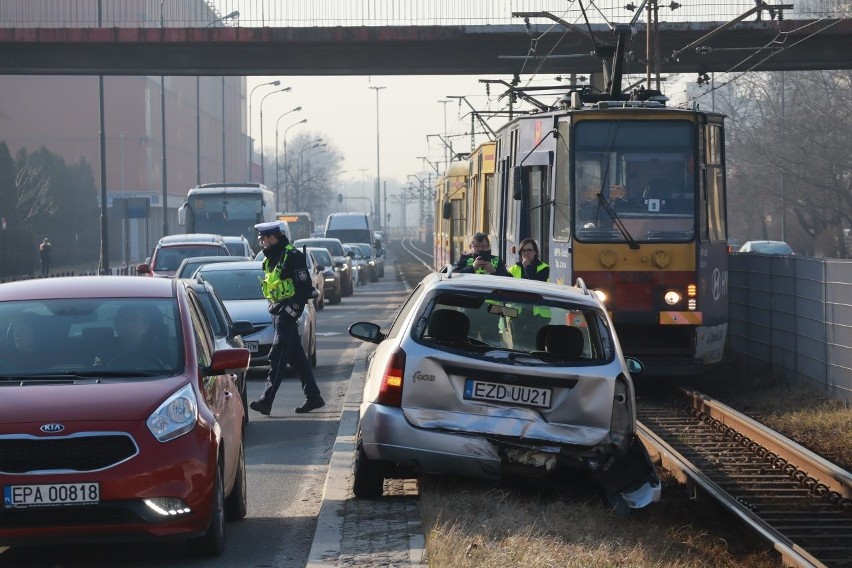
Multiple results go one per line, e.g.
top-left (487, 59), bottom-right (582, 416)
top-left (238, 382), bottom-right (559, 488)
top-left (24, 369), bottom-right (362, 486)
top-left (248, 74), bottom-right (520, 194)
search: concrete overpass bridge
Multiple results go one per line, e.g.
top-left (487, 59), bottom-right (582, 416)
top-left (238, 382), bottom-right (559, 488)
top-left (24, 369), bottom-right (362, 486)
top-left (1, 0), bottom-right (851, 77)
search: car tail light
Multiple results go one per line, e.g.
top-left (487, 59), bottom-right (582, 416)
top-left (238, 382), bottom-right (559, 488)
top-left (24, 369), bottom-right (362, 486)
top-left (376, 348), bottom-right (406, 407)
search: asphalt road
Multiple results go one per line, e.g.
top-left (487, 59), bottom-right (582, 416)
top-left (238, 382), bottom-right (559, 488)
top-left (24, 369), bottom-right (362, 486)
top-left (0, 273), bottom-right (407, 567)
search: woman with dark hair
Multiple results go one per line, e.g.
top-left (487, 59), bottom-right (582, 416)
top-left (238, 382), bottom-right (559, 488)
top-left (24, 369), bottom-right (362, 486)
top-left (509, 238), bottom-right (549, 282)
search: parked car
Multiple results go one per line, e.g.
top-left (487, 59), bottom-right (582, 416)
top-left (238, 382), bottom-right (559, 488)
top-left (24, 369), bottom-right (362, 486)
top-left (307, 246), bottom-right (342, 305)
top-left (0, 276), bottom-right (250, 554)
top-left (293, 237), bottom-right (355, 297)
top-left (175, 255), bottom-right (249, 279)
top-left (137, 233), bottom-right (230, 278)
top-left (352, 242), bottom-right (379, 282)
top-left (304, 248), bottom-right (326, 310)
top-left (737, 240), bottom-right (795, 255)
top-left (344, 243), bottom-right (367, 286)
top-left (184, 278), bottom-right (255, 425)
top-left (221, 235), bottom-right (254, 258)
top-left (347, 272), bottom-right (661, 511)
top-left (195, 261), bottom-right (317, 368)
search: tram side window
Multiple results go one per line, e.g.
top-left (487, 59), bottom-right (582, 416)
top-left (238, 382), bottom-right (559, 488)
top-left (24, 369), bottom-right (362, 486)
top-left (705, 124), bottom-right (726, 242)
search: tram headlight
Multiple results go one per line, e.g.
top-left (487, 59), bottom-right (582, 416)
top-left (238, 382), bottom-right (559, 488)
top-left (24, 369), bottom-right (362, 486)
top-left (664, 290), bottom-right (681, 306)
top-left (688, 299), bottom-right (697, 310)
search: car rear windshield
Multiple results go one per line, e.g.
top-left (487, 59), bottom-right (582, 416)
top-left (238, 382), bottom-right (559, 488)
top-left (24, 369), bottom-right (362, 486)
top-left (154, 245), bottom-right (229, 272)
top-left (199, 268), bottom-right (266, 301)
top-left (419, 291), bottom-right (614, 362)
top-left (295, 239), bottom-right (344, 256)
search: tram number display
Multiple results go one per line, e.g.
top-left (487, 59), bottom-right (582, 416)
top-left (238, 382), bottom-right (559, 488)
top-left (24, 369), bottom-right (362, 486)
top-left (4, 482), bottom-right (100, 508)
top-left (618, 271), bottom-right (654, 284)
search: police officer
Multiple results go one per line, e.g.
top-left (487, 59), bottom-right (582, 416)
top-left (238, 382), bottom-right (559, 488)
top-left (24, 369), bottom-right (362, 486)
top-left (453, 232), bottom-right (510, 276)
top-left (249, 221), bottom-right (325, 416)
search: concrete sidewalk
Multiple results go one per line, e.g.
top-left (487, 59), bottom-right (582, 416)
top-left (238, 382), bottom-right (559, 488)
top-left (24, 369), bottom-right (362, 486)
top-left (307, 342), bottom-right (427, 567)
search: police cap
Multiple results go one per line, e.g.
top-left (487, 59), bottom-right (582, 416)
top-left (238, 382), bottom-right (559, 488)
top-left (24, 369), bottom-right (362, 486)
top-left (254, 221), bottom-right (283, 237)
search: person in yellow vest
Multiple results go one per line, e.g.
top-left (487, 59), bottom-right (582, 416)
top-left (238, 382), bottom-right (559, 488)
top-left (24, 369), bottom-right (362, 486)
top-left (249, 222), bottom-right (325, 416)
top-left (509, 238), bottom-right (549, 282)
top-left (453, 232), bottom-right (510, 276)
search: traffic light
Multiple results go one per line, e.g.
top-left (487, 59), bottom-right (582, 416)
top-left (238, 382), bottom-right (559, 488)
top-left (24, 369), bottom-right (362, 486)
top-left (337, 193), bottom-right (343, 203)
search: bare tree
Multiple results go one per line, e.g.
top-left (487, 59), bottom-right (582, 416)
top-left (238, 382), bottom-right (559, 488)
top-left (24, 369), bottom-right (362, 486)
top-left (713, 70), bottom-right (852, 257)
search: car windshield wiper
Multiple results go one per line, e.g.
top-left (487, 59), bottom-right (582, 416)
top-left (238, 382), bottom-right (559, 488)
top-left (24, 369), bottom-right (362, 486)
top-left (597, 193), bottom-right (639, 249)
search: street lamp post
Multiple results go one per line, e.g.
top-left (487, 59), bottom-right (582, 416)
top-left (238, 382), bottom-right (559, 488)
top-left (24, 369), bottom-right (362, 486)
top-left (274, 109), bottom-right (303, 212)
top-left (369, 85), bottom-right (385, 234)
top-left (259, 86), bottom-right (292, 185)
top-left (296, 140), bottom-right (325, 211)
top-left (281, 119), bottom-right (308, 212)
top-left (247, 80), bottom-right (280, 181)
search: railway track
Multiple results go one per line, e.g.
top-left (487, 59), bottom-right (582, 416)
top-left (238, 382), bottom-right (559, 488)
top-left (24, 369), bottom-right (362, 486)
top-left (638, 388), bottom-right (852, 568)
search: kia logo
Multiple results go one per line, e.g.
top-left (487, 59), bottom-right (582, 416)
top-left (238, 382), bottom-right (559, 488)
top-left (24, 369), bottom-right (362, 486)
top-left (40, 424), bottom-right (65, 433)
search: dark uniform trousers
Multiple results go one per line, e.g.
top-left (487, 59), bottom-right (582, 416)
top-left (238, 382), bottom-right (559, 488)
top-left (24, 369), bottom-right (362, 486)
top-left (261, 311), bottom-right (321, 403)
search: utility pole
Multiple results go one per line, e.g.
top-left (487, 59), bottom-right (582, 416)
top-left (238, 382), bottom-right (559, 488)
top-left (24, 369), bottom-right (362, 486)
top-left (369, 85), bottom-right (385, 233)
top-left (438, 99), bottom-right (451, 169)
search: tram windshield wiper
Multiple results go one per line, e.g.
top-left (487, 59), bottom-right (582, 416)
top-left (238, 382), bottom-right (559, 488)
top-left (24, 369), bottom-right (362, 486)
top-left (597, 193), bottom-right (639, 249)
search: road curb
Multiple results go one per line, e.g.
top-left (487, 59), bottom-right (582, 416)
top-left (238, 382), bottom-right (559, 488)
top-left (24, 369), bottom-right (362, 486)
top-left (306, 341), bottom-right (371, 566)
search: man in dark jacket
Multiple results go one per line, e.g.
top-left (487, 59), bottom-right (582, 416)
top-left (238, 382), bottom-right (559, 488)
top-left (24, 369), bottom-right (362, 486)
top-left (249, 222), bottom-right (325, 416)
top-left (453, 232), bottom-right (510, 276)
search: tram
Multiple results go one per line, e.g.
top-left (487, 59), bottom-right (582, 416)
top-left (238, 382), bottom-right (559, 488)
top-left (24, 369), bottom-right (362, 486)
top-left (437, 26), bottom-right (729, 376)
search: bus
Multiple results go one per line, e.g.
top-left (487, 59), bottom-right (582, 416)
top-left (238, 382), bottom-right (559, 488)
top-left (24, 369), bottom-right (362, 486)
top-left (178, 183), bottom-right (275, 253)
top-left (276, 212), bottom-right (313, 242)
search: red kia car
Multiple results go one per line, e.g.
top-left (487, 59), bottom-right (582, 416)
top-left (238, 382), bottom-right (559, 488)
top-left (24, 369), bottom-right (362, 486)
top-left (0, 276), bottom-right (250, 555)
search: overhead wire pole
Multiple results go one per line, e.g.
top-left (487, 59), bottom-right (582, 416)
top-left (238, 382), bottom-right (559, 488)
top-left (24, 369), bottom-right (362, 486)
top-left (438, 99), bottom-right (451, 169)
top-left (97, 0), bottom-right (109, 274)
top-left (369, 85), bottom-right (385, 233)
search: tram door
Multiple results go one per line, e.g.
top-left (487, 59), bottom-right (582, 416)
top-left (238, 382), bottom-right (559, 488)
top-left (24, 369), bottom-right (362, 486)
top-left (516, 164), bottom-right (552, 264)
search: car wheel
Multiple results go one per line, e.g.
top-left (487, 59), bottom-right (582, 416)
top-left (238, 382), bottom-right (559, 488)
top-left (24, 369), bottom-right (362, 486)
top-left (225, 440), bottom-right (247, 521)
top-left (353, 432), bottom-right (384, 498)
top-left (187, 461), bottom-right (226, 556)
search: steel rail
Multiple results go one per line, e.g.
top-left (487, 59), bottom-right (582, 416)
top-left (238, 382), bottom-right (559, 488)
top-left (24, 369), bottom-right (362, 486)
top-left (638, 387), bottom-right (852, 568)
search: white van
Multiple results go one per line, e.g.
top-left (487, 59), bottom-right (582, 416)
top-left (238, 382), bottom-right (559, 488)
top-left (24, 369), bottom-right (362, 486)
top-left (324, 212), bottom-right (374, 247)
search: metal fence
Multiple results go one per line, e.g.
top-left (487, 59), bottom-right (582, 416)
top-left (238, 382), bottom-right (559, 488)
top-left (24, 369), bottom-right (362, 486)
top-left (0, 0), bottom-right (848, 27)
top-left (728, 253), bottom-right (852, 405)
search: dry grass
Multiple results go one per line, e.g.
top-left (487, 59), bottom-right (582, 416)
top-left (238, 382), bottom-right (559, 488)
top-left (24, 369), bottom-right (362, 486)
top-left (420, 474), bottom-right (779, 568)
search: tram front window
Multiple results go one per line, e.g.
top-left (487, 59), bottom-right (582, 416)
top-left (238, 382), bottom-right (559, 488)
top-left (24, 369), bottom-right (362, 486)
top-left (572, 121), bottom-right (696, 243)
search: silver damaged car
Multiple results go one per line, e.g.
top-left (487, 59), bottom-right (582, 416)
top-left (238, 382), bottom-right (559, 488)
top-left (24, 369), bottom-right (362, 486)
top-left (348, 271), bottom-right (661, 511)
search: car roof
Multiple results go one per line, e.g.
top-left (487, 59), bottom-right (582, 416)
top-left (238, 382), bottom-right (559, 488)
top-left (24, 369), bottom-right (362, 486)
top-left (196, 260), bottom-right (263, 272)
top-left (434, 273), bottom-right (601, 307)
top-left (180, 256), bottom-right (246, 263)
top-left (294, 237), bottom-right (343, 244)
top-left (0, 276), bottom-right (175, 301)
top-left (221, 235), bottom-right (249, 243)
top-left (157, 233), bottom-right (224, 245)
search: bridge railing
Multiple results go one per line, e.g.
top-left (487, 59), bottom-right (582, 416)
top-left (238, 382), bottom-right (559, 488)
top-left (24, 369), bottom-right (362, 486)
top-left (0, 0), bottom-right (847, 28)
